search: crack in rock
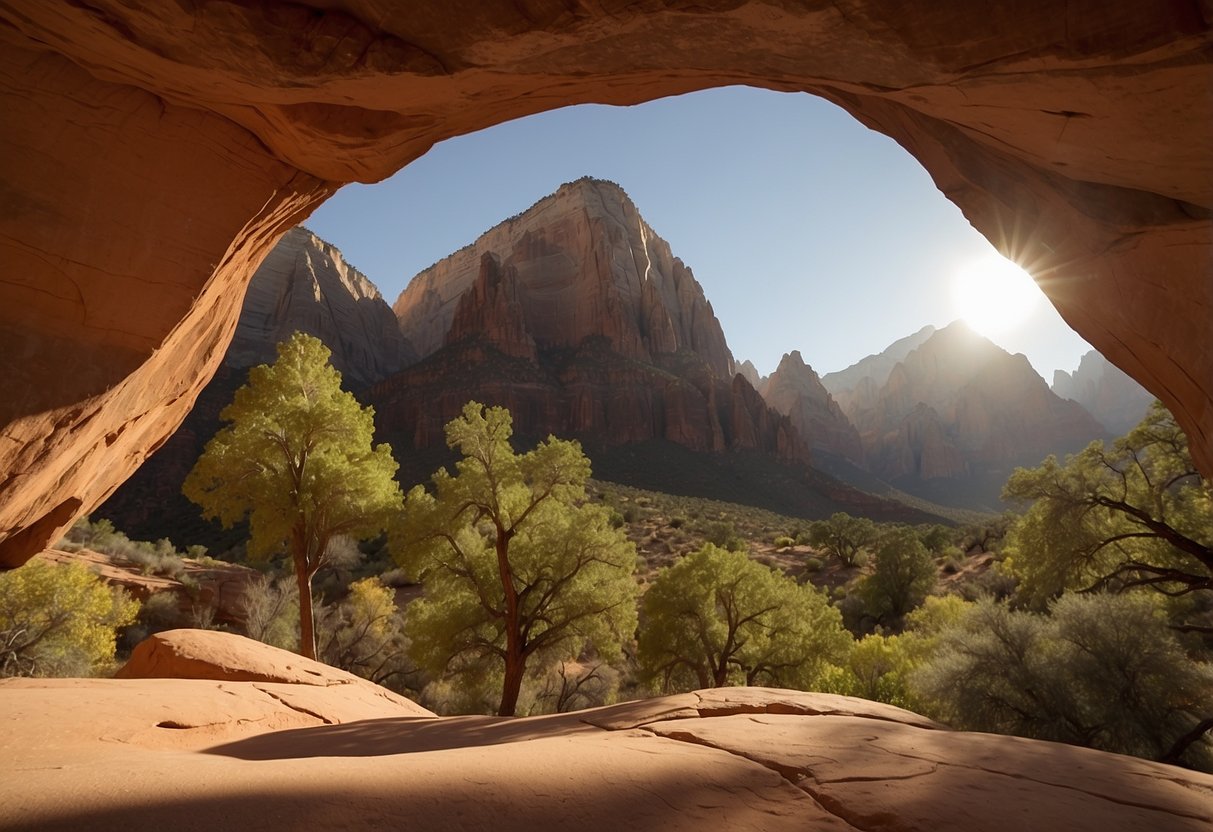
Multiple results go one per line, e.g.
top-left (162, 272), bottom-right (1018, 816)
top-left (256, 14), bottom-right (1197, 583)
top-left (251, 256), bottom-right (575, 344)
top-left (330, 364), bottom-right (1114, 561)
top-left (252, 685), bottom-right (335, 725)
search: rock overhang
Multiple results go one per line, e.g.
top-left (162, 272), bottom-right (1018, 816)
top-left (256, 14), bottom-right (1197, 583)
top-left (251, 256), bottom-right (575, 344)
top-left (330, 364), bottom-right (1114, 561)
top-left (0, 0), bottom-right (1209, 566)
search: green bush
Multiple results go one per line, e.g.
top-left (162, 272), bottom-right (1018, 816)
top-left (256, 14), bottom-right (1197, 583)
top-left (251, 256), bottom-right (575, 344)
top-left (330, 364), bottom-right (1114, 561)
top-left (0, 560), bottom-right (140, 677)
top-left (913, 593), bottom-right (1213, 771)
top-left (773, 535), bottom-right (795, 549)
top-left (803, 556), bottom-right (824, 572)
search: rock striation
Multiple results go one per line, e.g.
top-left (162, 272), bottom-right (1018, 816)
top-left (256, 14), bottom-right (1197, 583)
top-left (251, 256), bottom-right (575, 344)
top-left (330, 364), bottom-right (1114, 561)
top-left (836, 322), bottom-right (1107, 509)
top-left (0, 1), bottom-right (1210, 566)
top-left (2, 642), bottom-right (1210, 831)
top-left (1054, 349), bottom-right (1156, 437)
top-left (378, 179), bottom-right (808, 467)
top-left (762, 351), bottom-right (866, 466)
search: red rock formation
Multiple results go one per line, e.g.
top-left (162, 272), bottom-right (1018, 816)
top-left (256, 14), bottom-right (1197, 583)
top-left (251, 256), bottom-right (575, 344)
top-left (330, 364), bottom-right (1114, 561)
top-left (230, 226), bottom-right (412, 387)
top-left (1, 2), bottom-right (1210, 566)
top-left (1054, 349), bottom-right (1156, 437)
top-left (763, 351), bottom-right (865, 466)
top-left (844, 322), bottom-right (1108, 508)
top-left (377, 180), bottom-right (808, 472)
top-left (395, 178), bottom-right (734, 379)
top-left (823, 325), bottom-right (938, 412)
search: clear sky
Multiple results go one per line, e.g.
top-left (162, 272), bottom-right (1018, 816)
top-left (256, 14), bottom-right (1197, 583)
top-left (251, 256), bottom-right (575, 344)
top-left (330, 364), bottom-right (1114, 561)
top-left (305, 86), bottom-right (1092, 381)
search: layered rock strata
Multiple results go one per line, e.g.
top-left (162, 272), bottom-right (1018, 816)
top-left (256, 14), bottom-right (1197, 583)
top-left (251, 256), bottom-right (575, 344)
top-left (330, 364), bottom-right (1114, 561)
top-left (1, 1), bottom-right (1210, 566)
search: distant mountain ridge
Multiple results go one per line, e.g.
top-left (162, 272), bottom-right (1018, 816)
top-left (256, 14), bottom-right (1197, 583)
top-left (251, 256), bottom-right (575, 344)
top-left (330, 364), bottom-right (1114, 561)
top-left (1053, 349), bottom-right (1154, 436)
top-left (760, 351), bottom-right (865, 466)
top-left (824, 321), bottom-right (1107, 511)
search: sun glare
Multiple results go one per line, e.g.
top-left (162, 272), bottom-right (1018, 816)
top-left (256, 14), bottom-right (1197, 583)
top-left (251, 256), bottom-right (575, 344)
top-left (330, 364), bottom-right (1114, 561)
top-left (951, 253), bottom-right (1042, 338)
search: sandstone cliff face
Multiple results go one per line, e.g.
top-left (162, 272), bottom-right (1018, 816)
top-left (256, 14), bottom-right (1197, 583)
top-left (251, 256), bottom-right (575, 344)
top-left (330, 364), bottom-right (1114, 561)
top-left (841, 322), bottom-right (1107, 508)
top-left (1054, 349), bottom-right (1156, 437)
top-left (379, 178), bottom-right (806, 469)
top-left (395, 178), bottom-right (734, 379)
top-left (763, 351), bottom-right (865, 466)
top-left (230, 227), bottom-right (411, 387)
top-left (1, 1), bottom-right (1210, 566)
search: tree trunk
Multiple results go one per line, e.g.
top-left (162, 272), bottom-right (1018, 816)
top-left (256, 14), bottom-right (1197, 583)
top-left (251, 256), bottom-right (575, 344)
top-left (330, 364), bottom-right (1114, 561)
top-left (499, 649), bottom-right (525, 717)
top-left (295, 559), bottom-right (317, 661)
top-left (495, 530), bottom-right (525, 716)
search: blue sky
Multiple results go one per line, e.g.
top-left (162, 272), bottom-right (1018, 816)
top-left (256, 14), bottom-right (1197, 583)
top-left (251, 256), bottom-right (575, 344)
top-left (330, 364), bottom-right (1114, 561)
top-left (306, 86), bottom-right (1092, 380)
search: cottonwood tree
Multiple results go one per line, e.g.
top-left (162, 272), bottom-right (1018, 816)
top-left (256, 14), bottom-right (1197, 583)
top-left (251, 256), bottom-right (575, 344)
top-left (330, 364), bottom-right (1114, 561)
top-left (638, 543), bottom-right (851, 693)
top-left (808, 513), bottom-right (877, 566)
top-left (1003, 402), bottom-right (1213, 616)
top-left (183, 333), bottom-right (402, 660)
top-left (393, 402), bottom-right (637, 717)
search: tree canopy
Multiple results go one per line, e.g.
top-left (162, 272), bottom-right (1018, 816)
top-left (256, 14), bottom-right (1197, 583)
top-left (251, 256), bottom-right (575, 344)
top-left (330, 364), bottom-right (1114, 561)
top-left (1002, 401), bottom-right (1213, 611)
top-left (860, 526), bottom-right (937, 623)
top-left (808, 512), bottom-right (877, 566)
top-left (183, 332), bottom-right (402, 659)
top-left (638, 543), bottom-right (851, 693)
top-left (393, 402), bottom-right (637, 717)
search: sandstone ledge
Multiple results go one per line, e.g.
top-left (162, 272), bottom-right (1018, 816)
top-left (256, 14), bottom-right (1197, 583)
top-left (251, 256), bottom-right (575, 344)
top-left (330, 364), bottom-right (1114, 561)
top-left (1, 631), bottom-right (1209, 831)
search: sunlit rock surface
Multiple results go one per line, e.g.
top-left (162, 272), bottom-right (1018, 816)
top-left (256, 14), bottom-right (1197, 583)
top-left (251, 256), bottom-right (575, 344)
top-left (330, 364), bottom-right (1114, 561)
top-left (1, 1), bottom-right (1209, 566)
top-left (1, 633), bottom-right (1209, 831)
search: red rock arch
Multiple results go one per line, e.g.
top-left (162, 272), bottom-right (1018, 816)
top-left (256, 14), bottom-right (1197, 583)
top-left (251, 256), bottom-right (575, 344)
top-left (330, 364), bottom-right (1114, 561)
top-left (0, 1), bottom-right (1209, 566)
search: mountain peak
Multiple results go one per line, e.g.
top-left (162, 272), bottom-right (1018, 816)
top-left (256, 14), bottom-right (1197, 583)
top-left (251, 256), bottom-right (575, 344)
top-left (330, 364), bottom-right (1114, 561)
top-left (393, 177), bottom-right (734, 377)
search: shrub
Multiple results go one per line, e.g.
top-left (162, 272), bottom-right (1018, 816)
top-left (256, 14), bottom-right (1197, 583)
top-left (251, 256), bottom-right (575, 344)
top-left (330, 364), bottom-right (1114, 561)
top-left (772, 535), bottom-right (795, 549)
top-left (0, 560), bottom-right (139, 677)
top-left (913, 594), bottom-right (1213, 771)
top-left (803, 556), bottom-right (824, 572)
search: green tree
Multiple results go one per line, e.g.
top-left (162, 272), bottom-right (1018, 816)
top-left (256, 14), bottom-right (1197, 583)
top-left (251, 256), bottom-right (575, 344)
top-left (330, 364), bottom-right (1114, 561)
top-left (1002, 402), bottom-right (1213, 613)
top-left (825, 595), bottom-right (971, 710)
top-left (912, 594), bottom-right (1213, 771)
top-left (860, 526), bottom-right (937, 624)
top-left (393, 402), bottom-right (637, 717)
top-left (183, 333), bottom-right (403, 660)
top-left (317, 577), bottom-right (413, 689)
top-left (0, 560), bottom-right (139, 677)
top-left (638, 543), bottom-right (851, 692)
top-left (808, 512), bottom-right (877, 566)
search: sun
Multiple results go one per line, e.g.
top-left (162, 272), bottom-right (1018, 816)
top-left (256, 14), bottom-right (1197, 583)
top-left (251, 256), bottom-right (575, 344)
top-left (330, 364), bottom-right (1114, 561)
top-left (951, 253), bottom-right (1042, 338)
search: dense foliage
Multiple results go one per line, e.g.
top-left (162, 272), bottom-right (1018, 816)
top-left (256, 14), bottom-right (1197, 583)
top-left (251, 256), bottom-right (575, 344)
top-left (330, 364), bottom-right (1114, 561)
top-left (913, 594), bottom-right (1213, 769)
top-left (183, 333), bottom-right (403, 658)
top-left (0, 560), bottom-right (139, 677)
top-left (393, 402), bottom-right (637, 716)
top-left (1003, 401), bottom-right (1213, 612)
top-left (638, 543), bottom-right (850, 692)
